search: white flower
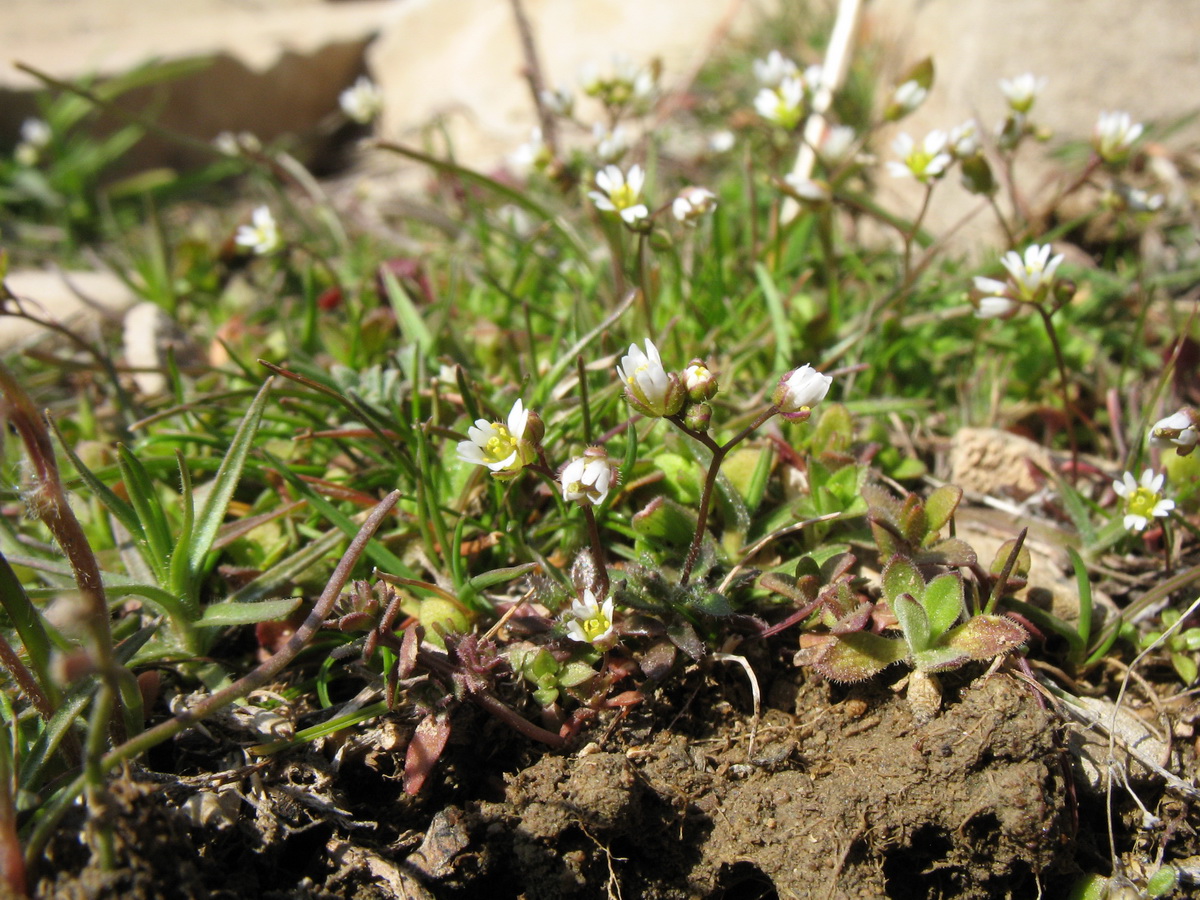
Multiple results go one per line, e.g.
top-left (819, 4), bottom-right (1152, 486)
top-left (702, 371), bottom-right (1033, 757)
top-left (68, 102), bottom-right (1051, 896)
top-left (14, 118), bottom-right (51, 166)
top-left (819, 125), bottom-right (857, 165)
top-left (708, 130), bottom-right (736, 154)
top-left (339, 76), bottom-right (383, 125)
top-left (456, 399), bottom-right (535, 477)
top-left (539, 86), bottom-right (574, 117)
top-left (755, 76), bottom-right (805, 130)
top-left (1112, 469), bottom-right (1174, 532)
top-left (20, 118), bottom-right (51, 149)
top-left (561, 449), bottom-right (617, 506)
top-left (998, 73), bottom-right (1045, 114)
top-left (773, 364), bottom-right (832, 419)
top-left (234, 205), bottom-right (280, 255)
top-left (672, 186), bottom-right (717, 226)
top-left (565, 590), bottom-right (615, 645)
top-left (616, 339), bottom-right (682, 417)
top-left (949, 119), bottom-right (980, 158)
top-left (971, 276), bottom-right (1018, 319)
top-left (753, 50), bottom-right (799, 88)
top-left (783, 174), bottom-right (831, 204)
top-left (1094, 111), bottom-right (1143, 164)
top-left (589, 164), bottom-right (649, 225)
top-left (1000, 244), bottom-right (1064, 301)
top-left (887, 131), bottom-right (951, 183)
top-left (213, 130), bottom-right (261, 157)
top-left (1150, 410), bottom-right (1199, 455)
top-left (580, 54), bottom-right (655, 110)
top-left (511, 127), bottom-right (551, 173)
top-left (890, 80), bottom-right (928, 116)
top-left (592, 123), bottom-right (631, 163)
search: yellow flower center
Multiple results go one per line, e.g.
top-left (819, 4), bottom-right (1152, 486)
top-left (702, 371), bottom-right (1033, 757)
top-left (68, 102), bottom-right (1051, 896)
top-left (579, 609), bottom-right (611, 642)
top-left (611, 184), bottom-right (638, 210)
top-left (482, 425), bottom-right (517, 463)
top-left (1126, 486), bottom-right (1161, 521)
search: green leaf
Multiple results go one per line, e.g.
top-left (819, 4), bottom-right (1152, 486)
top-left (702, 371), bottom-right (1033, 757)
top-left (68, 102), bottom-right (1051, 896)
top-left (754, 263), bottom-right (791, 372)
top-left (882, 555), bottom-right (923, 604)
top-left (798, 632), bottom-right (906, 682)
top-left (940, 615), bottom-right (1027, 662)
top-left (117, 445), bottom-right (172, 580)
top-left (381, 268), bottom-right (434, 353)
top-left (917, 538), bottom-right (977, 567)
top-left (923, 485), bottom-right (962, 535)
top-left (195, 597), bottom-right (303, 628)
top-left (893, 594), bottom-right (931, 653)
top-left (923, 572), bottom-right (964, 640)
top-left (632, 497), bottom-right (697, 547)
top-left (189, 378), bottom-right (273, 574)
top-left (50, 418), bottom-right (141, 539)
top-left (899, 494), bottom-right (928, 546)
top-left (912, 645), bottom-right (973, 673)
top-left (684, 589), bottom-right (733, 618)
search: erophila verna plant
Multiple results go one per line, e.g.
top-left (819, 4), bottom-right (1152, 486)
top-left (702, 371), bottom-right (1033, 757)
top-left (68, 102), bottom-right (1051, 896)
top-left (2, 7), bottom-right (1194, 894)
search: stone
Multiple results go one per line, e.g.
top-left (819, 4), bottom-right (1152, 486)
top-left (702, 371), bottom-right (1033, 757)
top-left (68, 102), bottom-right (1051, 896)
top-left (2, 269), bottom-right (139, 353)
top-left (0, 0), bottom-right (390, 173)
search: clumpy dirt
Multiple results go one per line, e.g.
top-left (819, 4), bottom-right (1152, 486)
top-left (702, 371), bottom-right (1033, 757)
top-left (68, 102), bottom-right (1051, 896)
top-left (35, 660), bottom-right (1085, 899)
top-left (477, 673), bottom-right (1071, 899)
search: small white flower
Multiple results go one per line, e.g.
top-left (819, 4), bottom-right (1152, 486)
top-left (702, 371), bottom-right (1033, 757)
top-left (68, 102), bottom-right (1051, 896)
top-left (890, 80), bottom-right (928, 116)
top-left (589, 164), bottom-right (649, 225)
top-left (1112, 469), bottom-right (1174, 532)
top-left (708, 130), bottom-right (736, 154)
top-left (1094, 111), bottom-right (1144, 164)
top-left (561, 449), bottom-right (617, 506)
top-left (971, 276), bottom-right (1018, 319)
top-left (456, 399), bottom-right (534, 477)
top-left (234, 205), bottom-right (280, 256)
top-left (773, 364), bottom-right (832, 419)
top-left (949, 119), bottom-right (980, 158)
top-left (672, 186), bottom-right (717, 226)
top-left (213, 130), bottom-right (261, 157)
top-left (753, 50), bottom-right (799, 88)
top-left (1121, 187), bottom-right (1164, 213)
top-left (1000, 244), bottom-right (1064, 301)
top-left (1150, 410), bottom-right (1199, 454)
top-left (580, 54), bottom-right (655, 110)
top-left (511, 127), bottom-right (551, 173)
top-left (783, 174), bottom-right (831, 204)
top-left (755, 76), bottom-right (805, 130)
top-left (818, 125), bottom-right (857, 165)
top-left (539, 86), bottom-right (574, 117)
top-left (998, 73), bottom-right (1046, 114)
top-left (20, 118), bottom-right (51, 149)
top-left (887, 131), bottom-right (951, 183)
top-left (565, 590), bottom-right (615, 645)
top-left (617, 339), bottom-right (682, 417)
top-left (592, 123), bottom-right (631, 164)
top-left (338, 76), bottom-right (383, 125)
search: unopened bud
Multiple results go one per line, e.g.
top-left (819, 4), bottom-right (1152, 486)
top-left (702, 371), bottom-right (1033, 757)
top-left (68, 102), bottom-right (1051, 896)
top-left (682, 359), bottom-right (718, 401)
top-left (683, 402), bottom-right (713, 432)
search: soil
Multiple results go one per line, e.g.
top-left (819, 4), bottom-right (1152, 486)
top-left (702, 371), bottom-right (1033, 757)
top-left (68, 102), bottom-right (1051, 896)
top-left (35, 649), bottom-right (1124, 900)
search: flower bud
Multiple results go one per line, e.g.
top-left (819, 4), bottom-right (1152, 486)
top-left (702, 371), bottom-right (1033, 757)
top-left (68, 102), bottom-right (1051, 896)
top-left (1150, 409), bottom-right (1200, 456)
top-left (959, 153), bottom-right (996, 196)
top-left (773, 364), bottom-right (832, 420)
top-left (683, 402), bottom-right (713, 432)
top-left (682, 359), bottom-right (718, 402)
top-left (522, 409), bottom-right (546, 447)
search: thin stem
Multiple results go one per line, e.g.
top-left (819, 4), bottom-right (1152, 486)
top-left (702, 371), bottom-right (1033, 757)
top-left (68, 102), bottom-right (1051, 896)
top-left (0, 364), bottom-right (125, 742)
top-left (903, 182), bottom-right (937, 280)
top-left (508, 0), bottom-right (558, 156)
top-left (674, 405), bottom-right (780, 585)
top-left (1034, 303), bottom-right (1079, 483)
top-left (582, 506), bottom-right (610, 599)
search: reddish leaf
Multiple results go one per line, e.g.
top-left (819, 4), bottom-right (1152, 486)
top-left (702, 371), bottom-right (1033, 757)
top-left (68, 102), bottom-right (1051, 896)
top-left (403, 711), bottom-right (452, 795)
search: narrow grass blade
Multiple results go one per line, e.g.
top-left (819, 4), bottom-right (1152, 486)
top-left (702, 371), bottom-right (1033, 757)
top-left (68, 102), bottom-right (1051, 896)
top-left (188, 378), bottom-right (273, 574)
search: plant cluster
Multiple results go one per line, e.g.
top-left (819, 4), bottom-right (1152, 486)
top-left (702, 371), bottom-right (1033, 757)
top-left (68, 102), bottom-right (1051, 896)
top-left (0, 8), bottom-right (1198, 898)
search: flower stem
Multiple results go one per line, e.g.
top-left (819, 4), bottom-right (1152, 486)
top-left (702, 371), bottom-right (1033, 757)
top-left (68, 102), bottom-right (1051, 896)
top-left (674, 406), bottom-right (779, 585)
top-left (582, 506), bottom-right (610, 599)
top-left (1034, 302), bottom-right (1079, 483)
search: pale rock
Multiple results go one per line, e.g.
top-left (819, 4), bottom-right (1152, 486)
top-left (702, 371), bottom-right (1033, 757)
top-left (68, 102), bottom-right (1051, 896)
top-left (2, 269), bottom-right (138, 352)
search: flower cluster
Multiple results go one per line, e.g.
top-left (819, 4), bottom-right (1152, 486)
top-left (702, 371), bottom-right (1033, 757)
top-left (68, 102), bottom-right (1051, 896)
top-left (1113, 470), bottom-right (1174, 533)
top-left (971, 244), bottom-right (1066, 318)
top-left (752, 51), bottom-right (821, 131)
top-left (579, 54), bottom-right (656, 114)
